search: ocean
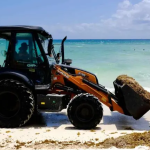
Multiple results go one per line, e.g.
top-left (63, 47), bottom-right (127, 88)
top-left (0, 39), bottom-right (150, 90)
top-left (53, 39), bottom-right (150, 90)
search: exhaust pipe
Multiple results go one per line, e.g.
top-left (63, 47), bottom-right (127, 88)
top-left (61, 36), bottom-right (67, 64)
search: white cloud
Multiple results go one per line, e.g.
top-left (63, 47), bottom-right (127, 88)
top-left (118, 0), bottom-right (131, 9)
top-left (43, 0), bottom-right (150, 39)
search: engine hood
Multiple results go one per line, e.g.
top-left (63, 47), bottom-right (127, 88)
top-left (59, 64), bottom-right (99, 84)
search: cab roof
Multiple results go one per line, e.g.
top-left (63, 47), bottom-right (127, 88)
top-left (0, 25), bottom-right (52, 38)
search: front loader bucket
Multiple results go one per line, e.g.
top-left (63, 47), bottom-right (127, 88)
top-left (114, 81), bottom-right (150, 120)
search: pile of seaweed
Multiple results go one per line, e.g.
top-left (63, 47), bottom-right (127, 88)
top-left (100, 131), bottom-right (150, 149)
top-left (17, 131), bottom-right (150, 149)
top-left (116, 75), bottom-right (150, 104)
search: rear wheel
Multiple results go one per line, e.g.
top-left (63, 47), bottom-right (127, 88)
top-left (67, 93), bottom-right (103, 129)
top-left (0, 79), bottom-right (35, 128)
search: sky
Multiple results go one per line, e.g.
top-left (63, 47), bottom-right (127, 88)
top-left (0, 0), bottom-right (150, 39)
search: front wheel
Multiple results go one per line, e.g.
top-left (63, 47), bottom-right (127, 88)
top-left (67, 93), bottom-right (103, 129)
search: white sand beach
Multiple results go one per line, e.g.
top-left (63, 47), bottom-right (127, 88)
top-left (0, 104), bottom-right (150, 150)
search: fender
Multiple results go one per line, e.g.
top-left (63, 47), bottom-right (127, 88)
top-left (0, 69), bottom-right (34, 89)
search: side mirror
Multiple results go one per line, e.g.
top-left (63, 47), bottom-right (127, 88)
top-left (56, 53), bottom-right (60, 63)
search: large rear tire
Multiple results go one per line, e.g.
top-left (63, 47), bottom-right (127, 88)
top-left (67, 93), bottom-right (103, 129)
top-left (0, 79), bottom-right (35, 128)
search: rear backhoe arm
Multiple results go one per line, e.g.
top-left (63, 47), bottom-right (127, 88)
top-left (54, 65), bottom-right (124, 114)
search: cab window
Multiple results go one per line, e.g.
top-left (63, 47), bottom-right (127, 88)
top-left (13, 33), bottom-right (44, 66)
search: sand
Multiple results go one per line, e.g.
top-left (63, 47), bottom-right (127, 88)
top-left (0, 127), bottom-right (150, 150)
top-left (0, 106), bottom-right (150, 150)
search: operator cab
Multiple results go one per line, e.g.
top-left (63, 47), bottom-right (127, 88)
top-left (0, 25), bottom-right (72, 90)
top-left (0, 26), bottom-right (59, 90)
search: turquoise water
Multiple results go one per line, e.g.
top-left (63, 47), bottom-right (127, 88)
top-left (0, 39), bottom-right (150, 88)
top-left (53, 39), bottom-right (150, 88)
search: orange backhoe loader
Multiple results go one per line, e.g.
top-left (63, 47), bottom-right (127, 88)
top-left (0, 25), bottom-right (149, 129)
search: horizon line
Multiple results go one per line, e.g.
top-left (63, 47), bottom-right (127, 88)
top-left (53, 38), bottom-right (150, 40)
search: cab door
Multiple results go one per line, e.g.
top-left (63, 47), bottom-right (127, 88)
top-left (11, 32), bottom-right (51, 88)
top-left (0, 32), bottom-right (11, 68)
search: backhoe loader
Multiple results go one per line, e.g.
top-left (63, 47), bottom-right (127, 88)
top-left (0, 25), bottom-right (149, 129)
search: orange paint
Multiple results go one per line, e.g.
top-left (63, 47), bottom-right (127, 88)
top-left (50, 65), bottom-right (125, 114)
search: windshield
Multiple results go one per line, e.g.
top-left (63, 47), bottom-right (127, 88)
top-left (38, 33), bottom-right (48, 52)
top-left (38, 33), bottom-right (56, 65)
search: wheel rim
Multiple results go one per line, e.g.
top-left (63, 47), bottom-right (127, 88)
top-left (0, 91), bottom-right (20, 118)
top-left (75, 103), bottom-right (95, 122)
